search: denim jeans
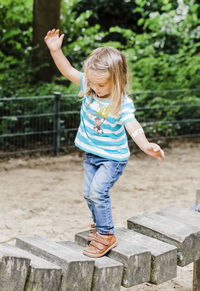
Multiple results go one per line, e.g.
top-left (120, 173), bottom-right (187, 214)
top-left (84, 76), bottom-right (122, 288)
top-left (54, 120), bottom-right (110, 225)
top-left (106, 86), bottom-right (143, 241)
top-left (83, 153), bottom-right (128, 235)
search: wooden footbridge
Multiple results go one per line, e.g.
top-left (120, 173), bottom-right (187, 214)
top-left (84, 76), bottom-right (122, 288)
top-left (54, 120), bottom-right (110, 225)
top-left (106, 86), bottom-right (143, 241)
top-left (0, 190), bottom-right (200, 291)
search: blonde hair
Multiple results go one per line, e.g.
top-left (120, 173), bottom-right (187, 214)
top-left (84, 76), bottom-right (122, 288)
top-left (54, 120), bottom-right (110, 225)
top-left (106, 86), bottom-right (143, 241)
top-left (83, 46), bottom-right (130, 116)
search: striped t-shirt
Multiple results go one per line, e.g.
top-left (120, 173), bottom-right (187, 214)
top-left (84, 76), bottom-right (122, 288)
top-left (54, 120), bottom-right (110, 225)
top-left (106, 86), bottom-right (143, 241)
top-left (75, 74), bottom-right (136, 161)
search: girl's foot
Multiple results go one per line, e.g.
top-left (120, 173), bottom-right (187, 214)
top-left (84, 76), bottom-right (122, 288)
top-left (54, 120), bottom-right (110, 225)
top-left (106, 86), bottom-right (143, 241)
top-left (87, 223), bottom-right (97, 241)
top-left (83, 233), bottom-right (117, 258)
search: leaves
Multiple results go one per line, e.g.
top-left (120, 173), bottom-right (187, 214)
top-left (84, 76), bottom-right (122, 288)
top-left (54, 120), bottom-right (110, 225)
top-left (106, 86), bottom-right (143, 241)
top-left (0, 0), bottom-right (200, 139)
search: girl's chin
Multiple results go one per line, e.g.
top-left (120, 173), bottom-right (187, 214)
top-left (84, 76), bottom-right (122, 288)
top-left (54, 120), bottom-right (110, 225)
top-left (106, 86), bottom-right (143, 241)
top-left (97, 93), bottom-right (110, 98)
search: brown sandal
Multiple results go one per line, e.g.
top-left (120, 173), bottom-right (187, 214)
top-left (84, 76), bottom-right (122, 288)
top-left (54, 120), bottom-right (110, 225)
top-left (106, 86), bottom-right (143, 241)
top-left (83, 232), bottom-right (117, 258)
top-left (87, 223), bottom-right (97, 241)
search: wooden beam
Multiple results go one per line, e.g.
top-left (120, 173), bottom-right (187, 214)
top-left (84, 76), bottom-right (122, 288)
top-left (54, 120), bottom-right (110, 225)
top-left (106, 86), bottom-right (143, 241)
top-left (193, 189), bottom-right (200, 291)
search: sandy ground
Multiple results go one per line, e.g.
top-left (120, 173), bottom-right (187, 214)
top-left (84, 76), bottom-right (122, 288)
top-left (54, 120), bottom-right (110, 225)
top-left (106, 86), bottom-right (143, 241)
top-left (0, 141), bottom-right (200, 290)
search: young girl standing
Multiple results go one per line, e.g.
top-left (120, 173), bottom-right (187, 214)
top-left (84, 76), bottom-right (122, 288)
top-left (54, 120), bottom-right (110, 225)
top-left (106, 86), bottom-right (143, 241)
top-left (45, 29), bottom-right (165, 258)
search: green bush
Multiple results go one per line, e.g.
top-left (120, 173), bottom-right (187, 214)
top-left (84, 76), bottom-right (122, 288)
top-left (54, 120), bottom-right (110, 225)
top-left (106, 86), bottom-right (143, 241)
top-left (0, 0), bottom-right (200, 148)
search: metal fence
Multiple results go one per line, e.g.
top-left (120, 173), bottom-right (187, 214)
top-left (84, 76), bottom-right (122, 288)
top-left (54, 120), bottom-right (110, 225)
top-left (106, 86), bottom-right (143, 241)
top-left (0, 89), bottom-right (200, 158)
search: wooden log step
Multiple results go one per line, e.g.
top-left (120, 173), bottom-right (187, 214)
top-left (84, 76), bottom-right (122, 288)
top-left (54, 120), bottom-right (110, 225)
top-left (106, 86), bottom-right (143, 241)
top-left (2, 244), bottom-right (62, 291)
top-left (75, 230), bottom-right (151, 288)
top-left (58, 241), bottom-right (123, 291)
top-left (0, 244), bottom-right (30, 291)
top-left (16, 237), bottom-right (94, 291)
top-left (157, 205), bottom-right (200, 227)
top-left (114, 227), bottom-right (177, 285)
top-left (156, 206), bottom-right (200, 264)
top-left (193, 190), bottom-right (200, 291)
top-left (127, 211), bottom-right (200, 267)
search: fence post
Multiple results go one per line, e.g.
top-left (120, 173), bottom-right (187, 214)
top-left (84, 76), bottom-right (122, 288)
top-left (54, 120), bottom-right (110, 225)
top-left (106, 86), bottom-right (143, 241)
top-left (193, 189), bottom-right (200, 291)
top-left (53, 92), bottom-right (61, 156)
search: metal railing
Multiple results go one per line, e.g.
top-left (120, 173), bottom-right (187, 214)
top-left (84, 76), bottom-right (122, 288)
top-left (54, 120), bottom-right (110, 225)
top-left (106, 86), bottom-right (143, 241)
top-left (0, 89), bottom-right (200, 157)
top-left (0, 92), bottom-right (81, 157)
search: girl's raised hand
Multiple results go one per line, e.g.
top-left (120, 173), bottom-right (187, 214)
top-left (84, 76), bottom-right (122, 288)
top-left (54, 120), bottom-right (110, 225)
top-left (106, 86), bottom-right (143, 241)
top-left (44, 29), bottom-right (64, 52)
top-left (144, 143), bottom-right (165, 161)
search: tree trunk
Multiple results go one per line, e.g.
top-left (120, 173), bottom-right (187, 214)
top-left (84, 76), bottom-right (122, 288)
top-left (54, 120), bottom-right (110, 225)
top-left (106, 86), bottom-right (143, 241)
top-left (33, 0), bottom-right (61, 82)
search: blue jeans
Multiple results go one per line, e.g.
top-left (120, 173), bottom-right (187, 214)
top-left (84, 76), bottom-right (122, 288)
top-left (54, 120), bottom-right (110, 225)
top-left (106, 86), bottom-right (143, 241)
top-left (83, 153), bottom-right (128, 235)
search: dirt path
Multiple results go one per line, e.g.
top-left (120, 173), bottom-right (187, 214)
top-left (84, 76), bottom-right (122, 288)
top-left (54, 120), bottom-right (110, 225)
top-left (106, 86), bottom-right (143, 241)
top-left (0, 141), bottom-right (199, 290)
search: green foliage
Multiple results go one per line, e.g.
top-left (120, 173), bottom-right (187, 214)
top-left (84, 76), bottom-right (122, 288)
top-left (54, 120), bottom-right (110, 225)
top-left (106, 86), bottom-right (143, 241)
top-left (0, 0), bottom-right (35, 97)
top-left (24, 0), bottom-right (107, 96)
top-left (60, 0), bottom-right (107, 69)
top-left (0, 2), bottom-right (52, 97)
top-left (105, 1), bottom-right (200, 137)
top-left (0, 0), bottom-right (200, 146)
top-left (73, 0), bottom-right (178, 34)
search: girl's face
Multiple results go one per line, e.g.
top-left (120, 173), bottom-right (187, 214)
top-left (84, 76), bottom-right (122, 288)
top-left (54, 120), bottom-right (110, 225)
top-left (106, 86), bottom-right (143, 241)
top-left (87, 70), bottom-right (112, 99)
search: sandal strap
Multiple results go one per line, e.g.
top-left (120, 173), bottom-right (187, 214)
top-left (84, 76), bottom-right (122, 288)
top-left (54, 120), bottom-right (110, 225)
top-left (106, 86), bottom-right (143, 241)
top-left (89, 226), bottom-right (97, 234)
top-left (93, 234), bottom-right (109, 246)
top-left (89, 228), bottom-right (96, 233)
top-left (90, 240), bottom-right (105, 250)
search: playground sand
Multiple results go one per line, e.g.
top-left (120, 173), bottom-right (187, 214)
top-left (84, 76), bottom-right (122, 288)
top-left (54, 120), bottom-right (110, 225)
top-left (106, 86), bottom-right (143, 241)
top-left (0, 141), bottom-right (199, 291)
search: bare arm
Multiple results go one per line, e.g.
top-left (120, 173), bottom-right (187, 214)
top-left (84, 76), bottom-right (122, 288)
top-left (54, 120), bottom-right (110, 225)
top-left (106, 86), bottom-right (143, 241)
top-left (125, 119), bottom-right (165, 160)
top-left (44, 29), bottom-right (80, 86)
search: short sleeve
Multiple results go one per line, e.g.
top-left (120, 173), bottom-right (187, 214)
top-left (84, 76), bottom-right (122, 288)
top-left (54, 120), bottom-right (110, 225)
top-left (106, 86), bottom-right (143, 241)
top-left (120, 96), bottom-right (136, 125)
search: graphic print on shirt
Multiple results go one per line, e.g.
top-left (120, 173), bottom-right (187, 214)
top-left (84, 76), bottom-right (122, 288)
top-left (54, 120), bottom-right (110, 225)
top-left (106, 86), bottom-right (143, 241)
top-left (87, 101), bottom-right (111, 135)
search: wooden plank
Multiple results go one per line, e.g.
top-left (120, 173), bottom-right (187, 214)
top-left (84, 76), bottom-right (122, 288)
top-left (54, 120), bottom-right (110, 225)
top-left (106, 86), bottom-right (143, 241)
top-left (193, 189), bottom-right (200, 291)
top-left (16, 236), bottom-right (94, 291)
top-left (75, 230), bottom-right (151, 288)
top-left (194, 262), bottom-right (200, 291)
top-left (157, 205), bottom-right (200, 227)
top-left (0, 244), bottom-right (30, 291)
top-left (59, 241), bottom-right (123, 291)
top-left (3, 244), bottom-right (62, 291)
top-left (127, 212), bottom-right (200, 266)
top-left (114, 227), bottom-right (177, 284)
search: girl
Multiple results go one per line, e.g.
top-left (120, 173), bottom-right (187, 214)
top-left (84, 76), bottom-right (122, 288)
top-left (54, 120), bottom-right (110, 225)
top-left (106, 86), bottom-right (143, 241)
top-left (44, 29), bottom-right (165, 258)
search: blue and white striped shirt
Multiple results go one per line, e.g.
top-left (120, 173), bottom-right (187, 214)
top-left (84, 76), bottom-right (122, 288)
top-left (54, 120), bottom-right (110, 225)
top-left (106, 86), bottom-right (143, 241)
top-left (75, 74), bottom-right (136, 161)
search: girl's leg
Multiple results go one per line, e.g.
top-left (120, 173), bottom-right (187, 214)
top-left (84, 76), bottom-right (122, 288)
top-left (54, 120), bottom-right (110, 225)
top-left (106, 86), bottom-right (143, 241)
top-left (83, 154), bottom-right (98, 223)
top-left (88, 157), bottom-right (128, 235)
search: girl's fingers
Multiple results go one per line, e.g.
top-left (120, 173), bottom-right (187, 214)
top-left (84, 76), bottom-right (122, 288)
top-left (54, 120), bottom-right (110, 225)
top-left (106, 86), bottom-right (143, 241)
top-left (49, 30), bottom-right (53, 37)
top-left (153, 146), bottom-right (165, 157)
top-left (157, 149), bottom-right (165, 160)
top-left (45, 29), bottom-right (61, 41)
top-left (50, 29), bottom-right (56, 36)
top-left (46, 29), bottom-right (55, 37)
top-left (46, 29), bottom-right (61, 38)
top-left (146, 143), bottom-right (165, 160)
top-left (60, 34), bottom-right (64, 41)
top-left (161, 149), bottom-right (165, 158)
top-left (152, 146), bottom-right (165, 159)
top-left (153, 145), bottom-right (160, 152)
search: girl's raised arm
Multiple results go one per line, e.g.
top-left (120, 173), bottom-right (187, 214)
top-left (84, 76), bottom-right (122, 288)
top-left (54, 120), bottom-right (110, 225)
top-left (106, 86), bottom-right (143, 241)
top-left (44, 29), bottom-right (81, 86)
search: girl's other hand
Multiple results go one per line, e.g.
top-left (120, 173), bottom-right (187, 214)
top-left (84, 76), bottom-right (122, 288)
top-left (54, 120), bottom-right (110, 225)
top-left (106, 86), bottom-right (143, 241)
top-left (44, 29), bottom-right (64, 53)
top-left (144, 143), bottom-right (165, 161)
